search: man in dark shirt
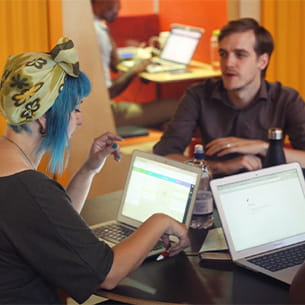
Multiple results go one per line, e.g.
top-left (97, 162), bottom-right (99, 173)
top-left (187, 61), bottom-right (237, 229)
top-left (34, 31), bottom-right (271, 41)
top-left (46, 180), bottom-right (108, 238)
top-left (154, 18), bottom-right (305, 176)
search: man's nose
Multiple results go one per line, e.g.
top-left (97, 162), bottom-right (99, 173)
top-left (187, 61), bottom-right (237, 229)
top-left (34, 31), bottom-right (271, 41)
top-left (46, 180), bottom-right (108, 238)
top-left (223, 53), bottom-right (236, 67)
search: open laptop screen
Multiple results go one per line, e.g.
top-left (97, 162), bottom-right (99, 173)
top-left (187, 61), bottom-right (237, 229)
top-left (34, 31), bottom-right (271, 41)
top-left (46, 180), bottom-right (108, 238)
top-left (160, 25), bottom-right (204, 65)
top-left (212, 164), bottom-right (305, 253)
top-left (120, 153), bottom-right (199, 224)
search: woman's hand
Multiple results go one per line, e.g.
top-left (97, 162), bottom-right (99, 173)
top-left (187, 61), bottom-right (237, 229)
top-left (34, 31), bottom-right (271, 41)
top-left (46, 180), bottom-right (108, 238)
top-left (161, 217), bottom-right (190, 257)
top-left (84, 132), bottom-right (123, 173)
top-left (101, 214), bottom-right (189, 289)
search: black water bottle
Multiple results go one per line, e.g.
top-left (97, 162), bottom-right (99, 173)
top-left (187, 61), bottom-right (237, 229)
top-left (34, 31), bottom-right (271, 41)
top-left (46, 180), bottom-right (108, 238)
top-left (264, 127), bottom-right (286, 167)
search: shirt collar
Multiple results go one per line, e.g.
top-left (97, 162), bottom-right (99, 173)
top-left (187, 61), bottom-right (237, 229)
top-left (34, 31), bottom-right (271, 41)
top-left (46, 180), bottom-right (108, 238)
top-left (211, 79), bottom-right (269, 109)
top-left (94, 17), bottom-right (108, 31)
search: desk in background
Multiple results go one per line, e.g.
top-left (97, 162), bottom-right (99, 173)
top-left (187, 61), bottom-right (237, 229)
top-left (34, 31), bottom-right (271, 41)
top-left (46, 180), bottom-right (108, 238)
top-left (138, 60), bottom-right (221, 83)
top-left (81, 191), bottom-right (289, 305)
top-left (118, 60), bottom-right (221, 100)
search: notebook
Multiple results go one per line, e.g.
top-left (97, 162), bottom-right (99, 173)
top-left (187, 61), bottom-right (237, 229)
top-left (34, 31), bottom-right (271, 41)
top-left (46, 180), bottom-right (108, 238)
top-left (91, 150), bottom-right (202, 257)
top-left (146, 24), bottom-right (204, 73)
top-left (116, 125), bottom-right (149, 138)
top-left (210, 162), bottom-right (305, 284)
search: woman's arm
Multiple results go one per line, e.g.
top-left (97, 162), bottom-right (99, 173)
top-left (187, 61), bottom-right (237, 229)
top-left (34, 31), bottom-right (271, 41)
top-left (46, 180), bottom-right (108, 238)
top-left (100, 213), bottom-right (189, 290)
top-left (66, 132), bottom-right (122, 213)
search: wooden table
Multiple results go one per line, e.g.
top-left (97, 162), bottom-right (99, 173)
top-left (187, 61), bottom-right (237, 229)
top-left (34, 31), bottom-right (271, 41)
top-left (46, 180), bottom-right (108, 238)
top-left (118, 60), bottom-right (221, 99)
top-left (137, 60), bottom-right (221, 84)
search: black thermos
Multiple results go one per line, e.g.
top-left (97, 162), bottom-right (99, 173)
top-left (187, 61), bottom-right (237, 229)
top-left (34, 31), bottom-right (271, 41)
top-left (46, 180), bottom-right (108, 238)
top-left (263, 127), bottom-right (286, 167)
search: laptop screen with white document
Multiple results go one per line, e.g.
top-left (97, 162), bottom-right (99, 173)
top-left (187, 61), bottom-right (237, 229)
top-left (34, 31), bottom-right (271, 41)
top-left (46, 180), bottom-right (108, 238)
top-left (117, 150), bottom-right (201, 228)
top-left (159, 24), bottom-right (204, 65)
top-left (211, 163), bottom-right (305, 260)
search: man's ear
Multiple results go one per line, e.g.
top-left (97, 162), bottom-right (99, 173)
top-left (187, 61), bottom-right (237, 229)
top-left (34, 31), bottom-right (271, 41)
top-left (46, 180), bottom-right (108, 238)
top-left (258, 53), bottom-right (269, 70)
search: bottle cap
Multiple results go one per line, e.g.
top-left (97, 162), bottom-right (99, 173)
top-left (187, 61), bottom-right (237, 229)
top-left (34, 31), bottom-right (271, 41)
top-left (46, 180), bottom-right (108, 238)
top-left (212, 29), bottom-right (220, 37)
top-left (194, 144), bottom-right (204, 153)
top-left (268, 128), bottom-right (283, 140)
top-left (194, 144), bottom-right (205, 160)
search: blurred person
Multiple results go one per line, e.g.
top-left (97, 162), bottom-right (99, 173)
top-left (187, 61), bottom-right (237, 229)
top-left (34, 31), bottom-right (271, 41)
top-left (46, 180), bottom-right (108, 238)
top-left (91, 0), bottom-right (178, 128)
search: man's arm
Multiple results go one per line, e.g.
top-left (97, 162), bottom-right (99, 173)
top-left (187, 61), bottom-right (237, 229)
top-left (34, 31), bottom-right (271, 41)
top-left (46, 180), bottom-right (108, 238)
top-left (108, 34), bottom-right (120, 73)
top-left (284, 147), bottom-right (305, 168)
top-left (205, 137), bottom-right (269, 157)
top-left (109, 59), bottom-right (151, 98)
top-left (153, 87), bottom-right (200, 157)
top-left (204, 137), bottom-right (276, 175)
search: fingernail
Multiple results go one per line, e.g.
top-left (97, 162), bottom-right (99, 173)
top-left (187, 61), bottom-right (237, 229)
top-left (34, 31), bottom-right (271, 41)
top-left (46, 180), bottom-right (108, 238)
top-left (112, 143), bottom-right (118, 149)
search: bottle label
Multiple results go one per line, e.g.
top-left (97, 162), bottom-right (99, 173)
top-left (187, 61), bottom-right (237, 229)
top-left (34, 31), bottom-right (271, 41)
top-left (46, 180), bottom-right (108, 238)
top-left (193, 190), bottom-right (214, 215)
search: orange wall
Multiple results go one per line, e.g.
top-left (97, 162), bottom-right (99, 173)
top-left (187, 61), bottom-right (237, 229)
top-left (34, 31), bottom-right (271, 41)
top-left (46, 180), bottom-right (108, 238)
top-left (115, 0), bottom-right (227, 102)
top-left (262, 0), bottom-right (305, 100)
top-left (159, 0), bottom-right (227, 63)
top-left (119, 0), bottom-right (227, 63)
top-left (120, 0), bottom-right (154, 15)
top-left (0, 0), bottom-right (62, 137)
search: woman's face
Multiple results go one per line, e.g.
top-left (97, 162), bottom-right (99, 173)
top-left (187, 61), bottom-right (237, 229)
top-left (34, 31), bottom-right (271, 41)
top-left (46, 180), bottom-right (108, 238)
top-left (68, 107), bottom-right (83, 137)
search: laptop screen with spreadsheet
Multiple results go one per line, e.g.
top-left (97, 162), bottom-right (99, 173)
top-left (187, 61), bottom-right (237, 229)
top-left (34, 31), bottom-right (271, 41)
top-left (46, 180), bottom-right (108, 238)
top-left (117, 150), bottom-right (201, 228)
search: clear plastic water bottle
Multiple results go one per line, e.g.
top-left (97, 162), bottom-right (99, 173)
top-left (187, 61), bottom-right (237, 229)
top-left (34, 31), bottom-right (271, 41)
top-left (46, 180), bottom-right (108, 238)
top-left (188, 144), bottom-right (214, 229)
top-left (210, 29), bottom-right (220, 70)
top-left (264, 128), bottom-right (286, 167)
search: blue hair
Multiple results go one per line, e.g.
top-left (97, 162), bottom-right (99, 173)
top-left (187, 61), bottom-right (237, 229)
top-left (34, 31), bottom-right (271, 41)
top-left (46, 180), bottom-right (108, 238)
top-left (39, 71), bottom-right (91, 174)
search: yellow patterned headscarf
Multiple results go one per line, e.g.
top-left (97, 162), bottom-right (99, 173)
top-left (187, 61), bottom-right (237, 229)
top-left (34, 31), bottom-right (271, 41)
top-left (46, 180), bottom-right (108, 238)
top-left (0, 37), bottom-right (80, 125)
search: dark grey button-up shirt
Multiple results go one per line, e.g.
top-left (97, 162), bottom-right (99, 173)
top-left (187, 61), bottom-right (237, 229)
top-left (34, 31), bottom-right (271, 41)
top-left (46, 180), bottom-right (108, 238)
top-left (154, 79), bottom-right (305, 159)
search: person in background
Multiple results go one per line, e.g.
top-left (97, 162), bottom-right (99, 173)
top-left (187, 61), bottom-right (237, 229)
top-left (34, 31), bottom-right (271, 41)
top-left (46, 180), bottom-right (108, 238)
top-left (0, 37), bottom-right (189, 304)
top-left (153, 18), bottom-right (305, 176)
top-left (91, 0), bottom-right (178, 128)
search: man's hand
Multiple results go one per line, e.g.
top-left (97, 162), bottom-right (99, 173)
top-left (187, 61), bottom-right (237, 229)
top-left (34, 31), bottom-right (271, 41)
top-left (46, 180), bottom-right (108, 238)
top-left (206, 137), bottom-right (268, 157)
top-left (130, 58), bottom-right (151, 74)
top-left (209, 155), bottom-right (263, 176)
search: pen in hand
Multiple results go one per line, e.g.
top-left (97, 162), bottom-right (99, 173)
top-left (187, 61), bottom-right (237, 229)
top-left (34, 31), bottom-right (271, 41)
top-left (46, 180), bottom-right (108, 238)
top-left (156, 250), bottom-right (170, 262)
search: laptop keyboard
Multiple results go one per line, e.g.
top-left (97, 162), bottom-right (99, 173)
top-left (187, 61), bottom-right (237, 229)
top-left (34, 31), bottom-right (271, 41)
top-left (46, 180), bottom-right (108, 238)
top-left (249, 244), bottom-right (305, 272)
top-left (93, 223), bottom-right (164, 251)
top-left (93, 223), bottom-right (134, 243)
top-left (146, 58), bottom-right (186, 73)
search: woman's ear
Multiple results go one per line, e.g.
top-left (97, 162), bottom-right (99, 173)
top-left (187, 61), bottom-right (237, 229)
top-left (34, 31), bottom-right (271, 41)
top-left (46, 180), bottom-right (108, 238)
top-left (37, 115), bottom-right (47, 136)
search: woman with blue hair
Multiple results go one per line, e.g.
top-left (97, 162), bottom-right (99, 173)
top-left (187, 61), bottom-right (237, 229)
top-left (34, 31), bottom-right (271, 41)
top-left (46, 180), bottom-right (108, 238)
top-left (0, 37), bottom-right (189, 304)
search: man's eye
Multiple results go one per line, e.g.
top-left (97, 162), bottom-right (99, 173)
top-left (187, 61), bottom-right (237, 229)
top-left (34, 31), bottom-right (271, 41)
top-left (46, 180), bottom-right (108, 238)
top-left (219, 51), bottom-right (227, 58)
top-left (235, 52), bottom-right (248, 58)
top-left (74, 108), bottom-right (81, 113)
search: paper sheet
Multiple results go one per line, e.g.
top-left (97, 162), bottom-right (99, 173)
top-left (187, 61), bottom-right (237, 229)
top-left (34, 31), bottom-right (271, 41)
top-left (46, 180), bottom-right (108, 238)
top-left (199, 227), bottom-right (228, 253)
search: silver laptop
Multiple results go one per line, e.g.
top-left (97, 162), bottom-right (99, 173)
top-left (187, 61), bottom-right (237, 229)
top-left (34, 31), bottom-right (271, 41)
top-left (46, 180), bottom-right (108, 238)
top-left (91, 150), bottom-right (201, 256)
top-left (146, 24), bottom-right (204, 73)
top-left (210, 162), bottom-right (305, 284)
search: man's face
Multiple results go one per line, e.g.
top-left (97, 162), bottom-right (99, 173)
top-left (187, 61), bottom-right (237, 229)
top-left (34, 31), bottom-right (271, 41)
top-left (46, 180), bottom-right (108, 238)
top-left (219, 30), bottom-right (268, 93)
top-left (93, 0), bottom-right (121, 23)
